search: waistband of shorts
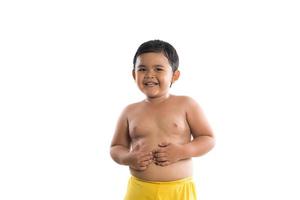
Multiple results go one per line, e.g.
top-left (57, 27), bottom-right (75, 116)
top-left (131, 175), bottom-right (194, 185)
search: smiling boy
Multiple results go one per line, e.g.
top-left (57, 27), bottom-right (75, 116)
top-left (110, 40), bottom-right (215, 200)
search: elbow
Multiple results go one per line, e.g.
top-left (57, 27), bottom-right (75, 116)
top-left (110, 145), bottom-right (118, 159)
top-left (110, 145), bottom-right (117, 161)
top-left (202, 135), bottom-right (216, 153)
top-left (211, 138), bottom-right (216, 151)
top-left (209, 135), bottom-right (216, 150)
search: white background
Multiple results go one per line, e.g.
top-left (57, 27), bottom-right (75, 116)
top-left (1, 0), bottom-right (299, 199)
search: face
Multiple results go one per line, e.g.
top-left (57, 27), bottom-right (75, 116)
top-left (133, 52), bottom-right (180, 99)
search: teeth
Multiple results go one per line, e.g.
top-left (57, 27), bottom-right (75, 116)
top-left (145, 82), bottom-right (158, 86)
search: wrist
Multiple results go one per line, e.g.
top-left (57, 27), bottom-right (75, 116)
top-left (121, 151), bottom-right (132, 166)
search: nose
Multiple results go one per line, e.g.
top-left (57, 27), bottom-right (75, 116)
top-left (145, 69), bottom-right (155, 78)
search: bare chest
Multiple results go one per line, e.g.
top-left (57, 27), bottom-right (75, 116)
top-left (128, 106), bottom-right (191, 141)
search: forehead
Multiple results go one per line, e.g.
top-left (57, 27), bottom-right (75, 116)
top-left (136, 52), bottom-right (170, 67)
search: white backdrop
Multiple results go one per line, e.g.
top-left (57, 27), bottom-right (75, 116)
top-left (1, 0), bottom-right (299, 199)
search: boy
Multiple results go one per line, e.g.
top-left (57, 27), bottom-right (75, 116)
top-left (110, 40), bottom-right (215, 200)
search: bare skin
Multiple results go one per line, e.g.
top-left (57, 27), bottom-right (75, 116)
top-left (110, 52), bottom-right (215, 181)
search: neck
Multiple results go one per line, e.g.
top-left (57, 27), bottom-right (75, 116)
top-left (145, 94), bottom-right (171, 104)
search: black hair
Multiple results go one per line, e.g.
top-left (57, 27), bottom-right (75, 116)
top-left (133, 40), bottom-right (179, 72)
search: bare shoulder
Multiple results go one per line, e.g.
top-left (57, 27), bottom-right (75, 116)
top-left (170, 95), bottom-right (199, 108)
top-left (114, 101), bottom-right (142, 125)
top-left (117, 100), bottom-right (147, 121)
top-left (177, 95), bottom-right (214, 138)
top-left (123, 100), bottom-right (144, 113)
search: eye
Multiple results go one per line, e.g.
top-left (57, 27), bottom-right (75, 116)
top-left (138, 68), bottom-right (146, 71)
top-left (156, 68), bottom-right (163, 71)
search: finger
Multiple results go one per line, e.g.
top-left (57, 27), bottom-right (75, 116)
top-left (156, 161), bottom-right (170, 167)
top-left (140, 160), bottom-right (152, 167)
top-left (138, 152), bottom-right (153, 159)
top-left (154, 161), bottom-right (163, 166)
top-left (155, 156), bottom-right (167, 162)
top-left (158, 142), bottom-right (170, 147)
top-left (142, 151), bottom-right (153, 156)
top-left (137, 166), bottom-right (147, 171)
top-left (145, 151), bottom-right (154, 158)
top-left (154, 152), bottom-right (166, 158)
top-left (130, 165), bottom-right (146, 171)
top-left (155, 148), bottom-right (167, 153)
top-left (160, 161), bottom-right (170, 166)
top-left (140, 155), bottom-right (153, 162)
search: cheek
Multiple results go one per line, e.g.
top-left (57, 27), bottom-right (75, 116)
top-left (161, 73), bottom-right (173, 83)
top-left (135, 74), bottom-right (144, 82)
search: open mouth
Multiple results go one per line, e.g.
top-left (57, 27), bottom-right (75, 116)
top-left (144, 81), bottom-right (159, 86)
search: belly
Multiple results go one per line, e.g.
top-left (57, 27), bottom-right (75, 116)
top-left (130, 158), bottom-right (193, 181)
top-left (129, 128), bottom-right (192, 181)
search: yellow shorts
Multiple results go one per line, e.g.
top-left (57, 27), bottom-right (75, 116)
top-left (124, 176), bottom-right (197, 200)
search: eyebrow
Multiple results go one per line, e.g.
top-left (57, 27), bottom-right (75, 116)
top-left (137, 64), bottom-right (166, 68)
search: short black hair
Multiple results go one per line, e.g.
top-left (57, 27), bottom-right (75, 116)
top-left (133, 40), bottom-right (179, 72)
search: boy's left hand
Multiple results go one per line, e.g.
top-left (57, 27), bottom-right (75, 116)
top-left (153, 142), bottom-right (184, 167)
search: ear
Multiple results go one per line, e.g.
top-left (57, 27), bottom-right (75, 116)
top-left (132, 69), bottom-right (136, 80)
top-left (172, 70), bottom-right (180, 83)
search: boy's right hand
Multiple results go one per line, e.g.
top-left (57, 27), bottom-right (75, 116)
top-left (128, 143), bottom-right (153, 171)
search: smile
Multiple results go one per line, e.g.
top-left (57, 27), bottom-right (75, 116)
top-left (144, 82), bottom-right (159, 86)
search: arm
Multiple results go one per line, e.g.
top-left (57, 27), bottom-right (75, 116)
top-left (181, 97), bottom-right (215, 158)
top-left (110, 107), bottom-right (131, 165)
top-left (110, 106), bottom-right (153, 170)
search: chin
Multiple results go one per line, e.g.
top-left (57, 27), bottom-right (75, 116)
top-left (144, 93), bottom-right (159, 98)
top-left (145, 94), bottom-right (157, 98)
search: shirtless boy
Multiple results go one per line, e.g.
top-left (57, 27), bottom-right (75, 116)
top-left (110, 40), bottom-right (215, 200)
